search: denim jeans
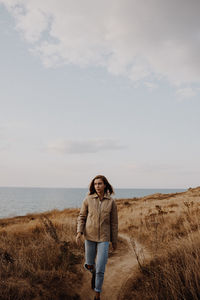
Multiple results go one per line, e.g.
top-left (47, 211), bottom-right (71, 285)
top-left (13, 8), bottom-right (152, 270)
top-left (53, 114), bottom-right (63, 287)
top-left (84, 239), bottom-right (110, 293)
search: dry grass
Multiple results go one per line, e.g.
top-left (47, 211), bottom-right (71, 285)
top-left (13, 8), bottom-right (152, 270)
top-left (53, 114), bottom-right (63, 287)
top-left (122, 232), bottom-right (200, 300)
top-left (0, 209), bottom-right (83, 300)
top-left (116, 186), bottom-right (200, 300)
top-left (1, 186), bottom-right (200, 299)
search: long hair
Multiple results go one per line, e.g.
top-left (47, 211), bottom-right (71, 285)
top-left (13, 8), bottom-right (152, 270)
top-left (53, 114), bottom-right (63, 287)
top-left (89, 175), bottom-right (114, 195)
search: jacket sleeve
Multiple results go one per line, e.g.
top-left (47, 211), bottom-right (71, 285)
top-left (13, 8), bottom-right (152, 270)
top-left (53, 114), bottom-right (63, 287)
top-left (110, 200), bottom-right (118, 244)
top-left (77, 197), bottom-right (88, 234)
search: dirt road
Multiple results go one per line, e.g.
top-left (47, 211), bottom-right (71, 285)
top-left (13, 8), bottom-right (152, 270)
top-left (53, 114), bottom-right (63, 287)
top-left (79, 233), bottom-right (146, 300)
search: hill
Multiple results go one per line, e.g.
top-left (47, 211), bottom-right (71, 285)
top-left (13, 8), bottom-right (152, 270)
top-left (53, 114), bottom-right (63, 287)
top-left (0, 186), bottom-right (200, 299)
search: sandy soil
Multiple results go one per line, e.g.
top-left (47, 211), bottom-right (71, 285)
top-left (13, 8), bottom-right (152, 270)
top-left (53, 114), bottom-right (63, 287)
top-left (79, 233), bottom-right (148, 300)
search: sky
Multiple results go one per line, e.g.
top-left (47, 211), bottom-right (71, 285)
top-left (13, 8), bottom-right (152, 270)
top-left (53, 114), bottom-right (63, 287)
top-left (0, 0), bottom-right (200, 188)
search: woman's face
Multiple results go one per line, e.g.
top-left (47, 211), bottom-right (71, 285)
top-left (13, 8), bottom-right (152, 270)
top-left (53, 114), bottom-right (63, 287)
top-left (94, 178), bottom-right (106, 194)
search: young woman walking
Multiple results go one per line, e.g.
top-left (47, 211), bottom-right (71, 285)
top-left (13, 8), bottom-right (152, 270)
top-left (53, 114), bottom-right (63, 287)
top-left (76, 175), bottom-right (118, 300)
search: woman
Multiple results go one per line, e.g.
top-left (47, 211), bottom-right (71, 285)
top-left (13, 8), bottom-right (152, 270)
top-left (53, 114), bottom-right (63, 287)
top-left (76, 175), bottom-right (118, 300)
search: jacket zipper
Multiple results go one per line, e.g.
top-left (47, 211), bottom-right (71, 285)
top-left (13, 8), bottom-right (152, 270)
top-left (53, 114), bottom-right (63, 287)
top-left (99, 200), bottom-right (101, 240)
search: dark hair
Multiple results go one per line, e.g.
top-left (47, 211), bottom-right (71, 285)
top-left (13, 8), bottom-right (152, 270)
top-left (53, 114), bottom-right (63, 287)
top-left (89, 175), bottom-right (114, 195)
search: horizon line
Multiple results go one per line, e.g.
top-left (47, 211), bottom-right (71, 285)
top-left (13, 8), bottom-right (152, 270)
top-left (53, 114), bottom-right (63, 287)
top-left (0, 185), bottom-right (188, 189)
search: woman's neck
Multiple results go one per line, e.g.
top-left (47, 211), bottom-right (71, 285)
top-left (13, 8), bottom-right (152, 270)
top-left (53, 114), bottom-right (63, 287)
top-left (97, 192), bottom-right (104, 200)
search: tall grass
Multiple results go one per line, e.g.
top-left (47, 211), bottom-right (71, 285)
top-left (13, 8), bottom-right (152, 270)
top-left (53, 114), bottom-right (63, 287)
top-left (0, 187), bottom-right (200, 299)
top-left (118, 188), bottom-right (200, 300)
top-left (122, 231), bottom-right (200, 300)
top-left (0, 210), bottom-right (83, 300)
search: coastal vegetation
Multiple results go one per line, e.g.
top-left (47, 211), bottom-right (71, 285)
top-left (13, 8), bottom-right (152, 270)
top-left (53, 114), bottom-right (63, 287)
top-left (117, 186), bottom-right (200, 300)
top-left (0, 209), bottom-right (83, 300)
top-left (0, 186), bottom-right (200, 299)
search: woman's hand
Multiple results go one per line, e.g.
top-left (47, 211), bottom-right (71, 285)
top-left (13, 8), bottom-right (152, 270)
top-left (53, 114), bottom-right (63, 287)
top-left (76, 232), bottom-right (82, 247)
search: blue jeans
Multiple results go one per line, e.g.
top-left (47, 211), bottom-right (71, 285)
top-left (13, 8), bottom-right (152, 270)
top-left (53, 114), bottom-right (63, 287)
top-left (84, 239), bottom-right (110, 293)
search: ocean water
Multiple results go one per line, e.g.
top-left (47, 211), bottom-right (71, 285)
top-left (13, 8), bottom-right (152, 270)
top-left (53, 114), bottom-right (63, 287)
top-left (0, 187), bottom-right (186, 219)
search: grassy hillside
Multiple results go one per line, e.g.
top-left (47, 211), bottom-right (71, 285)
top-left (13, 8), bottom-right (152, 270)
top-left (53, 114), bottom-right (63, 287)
top-left (0, 209), bottom-right (83, 300)
top-left (0, 186), bottom-right (200, 299)
top-left (117, 186), bottom-right (200, 300)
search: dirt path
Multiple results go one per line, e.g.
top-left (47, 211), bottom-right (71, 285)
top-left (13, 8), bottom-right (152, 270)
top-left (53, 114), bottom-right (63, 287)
top-left (79, 233), bottom-right (148, 300)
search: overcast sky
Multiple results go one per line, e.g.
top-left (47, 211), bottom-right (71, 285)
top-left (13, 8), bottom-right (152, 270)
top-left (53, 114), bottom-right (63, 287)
top-left (0, 0), bottom-right (200, 188)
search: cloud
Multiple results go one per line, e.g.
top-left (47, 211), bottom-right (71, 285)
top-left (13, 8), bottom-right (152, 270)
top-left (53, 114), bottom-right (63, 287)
top-left (144, 81), bottom-right (158, 91)
top-left (176, 87), bottom-right (197, 99)
top-left (124, 162), bottom-right (186, 173)
top-left (1, 0), bottom-right (200, 88)
top-left (47, 138), bottom-right (124, 154)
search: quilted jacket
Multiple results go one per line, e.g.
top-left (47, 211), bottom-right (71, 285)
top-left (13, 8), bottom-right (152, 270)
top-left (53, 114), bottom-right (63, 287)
top-left (77, 192), bottom-right (118, 244)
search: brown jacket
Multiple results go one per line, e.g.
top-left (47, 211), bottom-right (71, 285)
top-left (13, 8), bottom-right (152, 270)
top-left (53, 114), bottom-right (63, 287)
top-left (77, 192), bottom-right (118, 244)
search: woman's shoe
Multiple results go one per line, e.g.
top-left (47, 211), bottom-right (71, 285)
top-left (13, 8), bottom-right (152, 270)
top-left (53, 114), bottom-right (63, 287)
top-left (84, 263), bottom-right (95, 273)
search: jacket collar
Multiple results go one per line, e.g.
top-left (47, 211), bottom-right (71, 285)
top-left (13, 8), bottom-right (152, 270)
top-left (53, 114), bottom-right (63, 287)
top-left (93, 192), bottom-right (111, 200)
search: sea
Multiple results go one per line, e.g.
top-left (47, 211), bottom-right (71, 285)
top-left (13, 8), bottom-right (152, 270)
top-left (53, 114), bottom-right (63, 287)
top-left (0, 187), bottom-right (186, 219)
